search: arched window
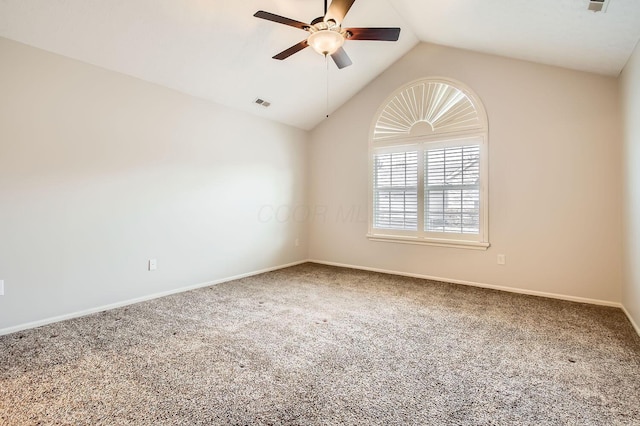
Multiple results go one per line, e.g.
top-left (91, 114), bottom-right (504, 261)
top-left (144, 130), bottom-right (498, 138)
top-left (368, 77), bottom-right (489, 249)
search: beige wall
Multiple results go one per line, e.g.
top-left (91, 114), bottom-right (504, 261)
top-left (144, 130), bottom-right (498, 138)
top-left (0, 38), bottom-right (308, 332)
top-left (0, 37), bottom-right (629, 333)
top-left (309, 43), bottom-right (622, 304)
top-left (621, 41), bottom-right (640, 332)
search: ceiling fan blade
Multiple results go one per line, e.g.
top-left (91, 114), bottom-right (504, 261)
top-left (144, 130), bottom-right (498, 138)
top-left (345, 27), bottom-right (401, 41)
top-left (273, 40), bottom-right (309, 60)
top-left (331, 47), bottom-right (353, 69)
top-left (325, 0), bottom-right (356, 24)
top-left (254, 11), bottom-right (309, 30)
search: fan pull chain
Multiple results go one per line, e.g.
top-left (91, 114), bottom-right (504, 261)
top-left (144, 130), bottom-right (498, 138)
top-left (326, 55), bottom-right (329, 118)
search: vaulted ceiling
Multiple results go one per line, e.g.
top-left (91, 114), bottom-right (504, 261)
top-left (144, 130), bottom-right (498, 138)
top-left (1, 0), bottom-right (639, 130)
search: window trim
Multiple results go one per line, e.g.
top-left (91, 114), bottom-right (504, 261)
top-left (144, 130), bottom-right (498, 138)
top-left (367, 77), bottom-right (490, 250)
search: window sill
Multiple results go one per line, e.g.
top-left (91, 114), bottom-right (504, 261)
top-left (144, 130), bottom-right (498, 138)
top-left (366, 234), bottom-right (490, 250)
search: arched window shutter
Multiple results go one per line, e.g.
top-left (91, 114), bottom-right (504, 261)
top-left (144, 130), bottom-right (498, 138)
top-left (368, 78), bottom-right (490, 249)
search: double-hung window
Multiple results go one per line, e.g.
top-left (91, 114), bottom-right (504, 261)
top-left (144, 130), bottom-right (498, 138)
top-left (368, 78), bottom-right (489, 249)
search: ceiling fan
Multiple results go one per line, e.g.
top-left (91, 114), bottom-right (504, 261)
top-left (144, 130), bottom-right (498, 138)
top-left (254, 0), bottom-right (401, 69)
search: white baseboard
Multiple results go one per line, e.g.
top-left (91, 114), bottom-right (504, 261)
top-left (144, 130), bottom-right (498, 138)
top-left (308, 259), bottom-right (623, 308)
top-left (0, 260), bottom-right (307, 337)
top-left (621, 305), bottom-right (640, 337)
top-left (5, 258), bottom-right (637, 339)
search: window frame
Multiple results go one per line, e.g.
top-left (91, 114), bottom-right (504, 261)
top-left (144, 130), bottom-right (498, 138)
top-left (367, 77), bottom-right (490, 250)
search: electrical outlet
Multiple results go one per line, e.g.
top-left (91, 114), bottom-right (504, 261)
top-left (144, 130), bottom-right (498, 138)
top-left (148, 259), bottom-right (157, 271)
top-left (295, 238), bottom-right (300, 247)
top-left (497, 254), bottom-right (506, 265)
top-left (0, 280), bottom-right (4, 296)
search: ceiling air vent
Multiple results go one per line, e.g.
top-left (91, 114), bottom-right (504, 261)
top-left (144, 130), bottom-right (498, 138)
top-left (254, 98), bottom-right (271, 108)
top-left (588, 0), bottom-right (609, 12)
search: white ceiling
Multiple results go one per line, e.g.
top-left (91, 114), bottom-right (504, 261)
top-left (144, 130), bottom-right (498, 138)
top-left (0, 0), bottom-right (638, 130)
top-left (392, 0), bottom-right (640, 77)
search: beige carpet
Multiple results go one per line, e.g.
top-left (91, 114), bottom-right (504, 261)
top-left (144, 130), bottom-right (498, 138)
top-left (1, 263), bottom-right (639, 425)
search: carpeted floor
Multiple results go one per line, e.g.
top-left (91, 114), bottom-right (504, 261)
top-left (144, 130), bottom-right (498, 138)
top-left (1, 263), bottom-right (639, 425)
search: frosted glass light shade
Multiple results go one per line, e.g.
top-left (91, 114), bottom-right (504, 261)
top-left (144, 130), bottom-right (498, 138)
top-left (307, 30), bottom-right (345, 56)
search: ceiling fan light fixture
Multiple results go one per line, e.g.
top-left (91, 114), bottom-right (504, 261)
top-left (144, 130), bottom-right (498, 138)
top-left (253, 0), bottom-right (401, 68)
top-left (307, 30), bottom-right (345, 56)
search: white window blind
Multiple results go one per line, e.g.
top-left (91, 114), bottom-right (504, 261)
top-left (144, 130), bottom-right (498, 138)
top-left (425, 145), bottom-right (480, 234)
top-left (368, 78), bottom-right (489, 249)
top-left (373, 151), bottom-right (418, 230)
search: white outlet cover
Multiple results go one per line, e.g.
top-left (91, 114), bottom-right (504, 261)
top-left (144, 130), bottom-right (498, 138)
top-left (497, 255), bottom-right (506, 265)
top-left (149, 259), bottom-right (157, 271)
top-left (0, 280), bottom-right (4, 296)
